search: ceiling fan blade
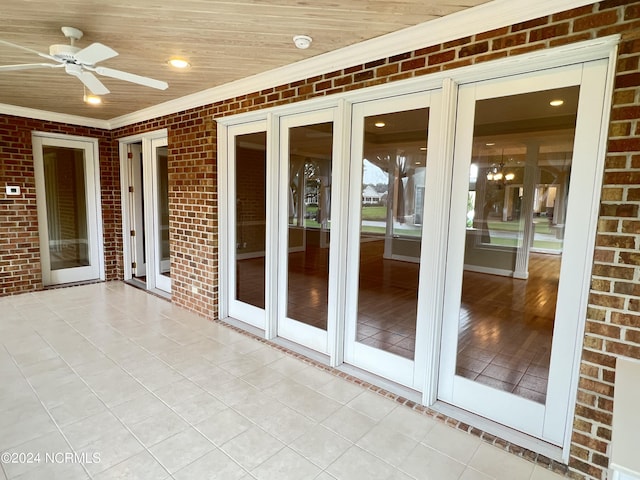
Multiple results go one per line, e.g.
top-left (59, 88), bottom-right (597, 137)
top-left (65, 64), bottom-right (110, 95)
top-left (0, 39), bottom-right (58, 62)
top-left (74, 43), bottom-right (118, 65)
top-left (94, 66), bottom-right (168, 90)
top-left (0, 63), bottom-right (61, 71)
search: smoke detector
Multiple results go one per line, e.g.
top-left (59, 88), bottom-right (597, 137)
top-left (293, 35), bottom-right (312, 49)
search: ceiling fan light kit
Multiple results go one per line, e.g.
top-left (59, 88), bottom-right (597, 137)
top-left (0, 26), bottom-right (169, 100)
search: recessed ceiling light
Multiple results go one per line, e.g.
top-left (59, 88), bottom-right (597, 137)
top-left (84, 94), bottom-right (102, 105)
top-left (374, 121), bottom-right (386, 128)
top-left (168, 58), bottom-right (191, 69)
top-left (485, 142), bottom-right (495, 146)
top-left (550, 99), bottom-right (564, 107)
top-left (419, 147), bottom-right (427, 151)
top-left (293, 35), bottom-right (312, 49)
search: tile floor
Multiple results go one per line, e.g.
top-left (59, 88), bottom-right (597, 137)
top-left (0, 282), bottom-right (565, 480)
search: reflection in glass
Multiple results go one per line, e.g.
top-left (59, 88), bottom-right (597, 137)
top-left (43, 146), bottom-right (89, 270)
top-left (235, 132), bottom-right (267, 309)
top-left (356, 108), bottom-right (429, 359)
top-left (456, 86), bottom-right (579, 403)
top-left (287, 122), bottom-right (333, 330)
top-left (156, 146), bottom-right (170, 277)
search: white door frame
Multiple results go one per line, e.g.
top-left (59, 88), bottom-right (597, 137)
top-left (118, 129), bottom-right (170, 293)
top-left (437, 60), bottom-right (610, 446)
top-left (33, 132), bottom-right (104, 286)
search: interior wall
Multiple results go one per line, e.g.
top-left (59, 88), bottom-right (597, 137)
top-left (0, 2), bottom-right (637, 479)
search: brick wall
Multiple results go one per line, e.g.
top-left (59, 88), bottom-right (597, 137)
top-left (0, 1), bottom-right (638, 478)
top-left (111, 108), bottom-right (218, 320)
top-left (0, 117), bottom-right (117, 295)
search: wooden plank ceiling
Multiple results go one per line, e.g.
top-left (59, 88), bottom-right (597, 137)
top-left (0, 0), bottom-right (489, 120)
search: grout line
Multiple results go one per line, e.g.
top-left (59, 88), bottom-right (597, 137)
top-left (2, 343), bottom-right (94, 480)
top-left (3, 283), bottom-right (569, 478)
top-left (213, 315), bottom-right (571, 477)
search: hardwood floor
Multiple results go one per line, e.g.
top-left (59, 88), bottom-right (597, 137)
top-left (456, 252), bottom-right (559, 404)
top-left (234, 239), bottom-right (559, 404)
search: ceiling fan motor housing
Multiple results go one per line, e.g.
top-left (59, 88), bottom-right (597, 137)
top-left (49, 44), bottom-right (81, 61)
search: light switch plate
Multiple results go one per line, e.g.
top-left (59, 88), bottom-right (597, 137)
top-left (6, 185), bottom-right (20, 196)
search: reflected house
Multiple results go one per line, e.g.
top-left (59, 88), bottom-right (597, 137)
top-left (362, 185), bottom-right (385, 205)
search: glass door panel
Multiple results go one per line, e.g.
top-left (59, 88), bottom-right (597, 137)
top-left (286, 122), bottom-right (333, 330)
top-left (43, 146), bottom-right (90, 271)
top-left (34, 136), bottom-right (102, 286)
top-left (345, 92), bottom-right (433, 389)
top-left (278, 110), bottom-right (338, 353)
top-left (439, 61), bottom-right (609, 444)
top-left (457, 86), bottom-right (577, 404)
top-left (152, 139), bottom-right (171, 293)
top-left (235, 131), bottom-right (267, 309)
top-left (227, 124), bottom-right (268, 330)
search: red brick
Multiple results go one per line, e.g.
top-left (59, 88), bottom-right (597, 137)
top-left (511, 17), bottom-right (549, 32)
top-left (573, 10), bottom-right (620, 32)
top-left (459, 41), bottom-right (489, 58)
top-left (428, 50), bottom-right (455, 65)
top-left (529, 23), bottom-right (570, 42)
top-left (611, 312), bottom-right (640, 327)
top-left (491, 33), bottom-right (527, 51)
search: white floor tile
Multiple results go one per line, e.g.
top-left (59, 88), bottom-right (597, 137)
top-left (109, 390), bottom-right (168, 424)
top-left (195, 408), bottom-right (253, 446)
top-left (468, 443), bottom-right (535, 480)
top-left (530, 466), bottom-right (566, 480)
top-left (326, 445), bottom-right (413, 480)
top-left (251, 447), bottom-right (321, 480)
top-left (356, 423), bottom-right (419, 467)
top-left (1, 431), bottom-right (70, 479)
top-left (290, 424), bottom-right (352, 469)
top-left (459, 467), bottom-right (495, 480)
top-left (128, 407), bottom-right (190, 447)
top-left (152, 378), bottom-right (204, 407)
top-left (92, 450), bottom-right (169, 480)
top-left (148, 427), bottom-right (215, 474)
top-left (76, 430), bottom-right (145, 476)
top-left (241, 366), bottom-right (286, 390)
top-left (61, 411), bottom-right (128, 449)
top-left (346, 390), bottom-right (397, 422)
top-left (321, 406), bottom-right (376, 443)
top-left (221, 425), bottom-right (285, 471)
top-left (0, 285), bottom-right (556, 480)
top-left (399, 443), bottom-right (467, 480)
top-left (172, 392), bottom-right (227, 424)
top-left (378, 406), bottom-right (438, 443)
top-left (254, 405), bottom-right (316, 444)
top-left (422, 422), bottom-right (482, 464)
top-left (173, 448), bottom-right (248, 480)
top-left (315, 377), bottom-right (364, 405)
top-left (12, 461), bottom-right (89, 480)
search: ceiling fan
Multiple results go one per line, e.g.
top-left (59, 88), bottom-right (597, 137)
top-left (0, 26), bottom-right (168, 95)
